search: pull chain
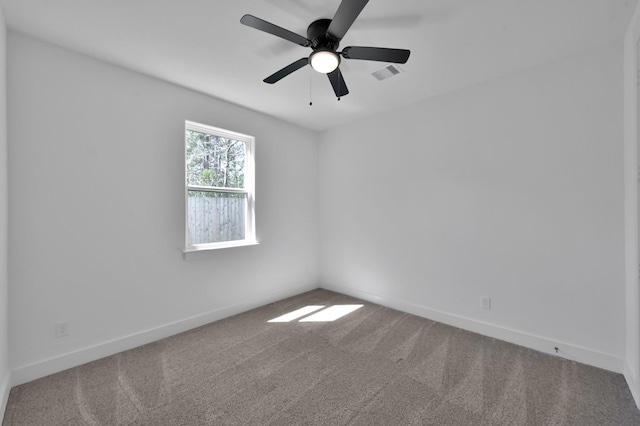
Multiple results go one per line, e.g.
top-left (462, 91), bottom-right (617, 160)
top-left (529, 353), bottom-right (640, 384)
top-left (309, 68), bottom-right (313, 106)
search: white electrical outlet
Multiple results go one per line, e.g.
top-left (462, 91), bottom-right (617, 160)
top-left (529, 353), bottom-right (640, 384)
top-left (481, 297), bottom-right (492, 310)
top-left (54, 321), bottom-right (69, 338)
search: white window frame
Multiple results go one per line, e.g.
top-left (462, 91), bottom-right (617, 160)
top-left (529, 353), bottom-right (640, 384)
top-left (184, 120), bottom-right (257, 252)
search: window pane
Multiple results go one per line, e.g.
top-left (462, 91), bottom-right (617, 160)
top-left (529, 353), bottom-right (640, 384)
top-left (187, 190), bottom-right (246, 245)
top-left (186, 129), bottom-right (246, 189)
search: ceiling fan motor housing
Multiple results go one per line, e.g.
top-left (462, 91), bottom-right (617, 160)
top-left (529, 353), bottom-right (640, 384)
top-left (307, 19), bottom-right (340, 51)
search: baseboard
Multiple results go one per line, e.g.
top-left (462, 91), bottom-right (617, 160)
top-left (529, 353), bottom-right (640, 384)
top-left (11, 283), bottom-right (317, 386)
top-left (0, 369), bottom-right (11, 421)
top-left (9, 282), bottom-right (626, 388)
top-left (625, 361), bottom-right (640, 409)
top-left (321, 283), bottom-right (625, 374)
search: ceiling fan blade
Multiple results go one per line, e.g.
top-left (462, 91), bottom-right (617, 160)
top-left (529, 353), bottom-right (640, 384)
top-left (264, 58), bottom-right (309, 84)
top-left (241, 14), bottom-right (311, 47)
top-left (327, 0), bottom-right (369, 41)
top-left (327, 68), bottom-right (349, 97)
top-left (342, 46), bottom-right (410, 63)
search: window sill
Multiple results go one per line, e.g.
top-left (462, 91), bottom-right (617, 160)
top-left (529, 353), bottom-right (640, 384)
top-left (183, 240), bottom-right (259, 254)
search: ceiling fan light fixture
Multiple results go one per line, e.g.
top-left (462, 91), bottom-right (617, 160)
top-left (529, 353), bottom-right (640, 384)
top-left (310, 49), bottom-right (340, 74)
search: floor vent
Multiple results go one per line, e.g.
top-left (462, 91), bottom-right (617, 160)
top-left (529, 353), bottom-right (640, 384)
top-left (371, 64), bottom-right (403, 81)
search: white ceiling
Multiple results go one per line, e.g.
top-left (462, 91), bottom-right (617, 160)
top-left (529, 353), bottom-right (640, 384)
top-left (0, 0), bottom-right (637, 131)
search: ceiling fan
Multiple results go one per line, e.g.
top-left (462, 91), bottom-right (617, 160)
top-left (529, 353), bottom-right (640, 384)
top-left (240, 0), bottom-right (411, 98)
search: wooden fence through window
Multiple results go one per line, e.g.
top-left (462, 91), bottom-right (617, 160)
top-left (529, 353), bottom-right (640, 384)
top-left (187, 196), bottom-right (245, 245)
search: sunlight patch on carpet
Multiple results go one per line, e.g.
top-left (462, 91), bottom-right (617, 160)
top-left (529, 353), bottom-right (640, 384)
top-left (299, 305), bottom-right (364, 322)
top-left (268, 304), bottom-right (364, 323)
top-left (268, 305), bottom-right (326, 322)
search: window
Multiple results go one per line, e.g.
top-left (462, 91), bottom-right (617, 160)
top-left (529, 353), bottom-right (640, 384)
top-left (185, 121), bottom-right (256, 251)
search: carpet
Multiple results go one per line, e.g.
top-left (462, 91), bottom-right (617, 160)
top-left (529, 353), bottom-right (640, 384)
top-left (3, 289), bottom-right (639, 425)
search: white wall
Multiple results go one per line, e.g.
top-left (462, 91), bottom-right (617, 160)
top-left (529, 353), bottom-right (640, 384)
top-left (319, 41), bottom-right (626, 371)
top-left (0, 4), bottom-right (10, 415)
top-left (7, 32), bottom-right (319, 383)
top-left (624, 0), bottom-right (640, 407)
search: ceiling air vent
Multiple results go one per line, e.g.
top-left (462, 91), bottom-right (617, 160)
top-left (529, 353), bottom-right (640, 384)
top-left (371, 64), bottom-right (403, 81)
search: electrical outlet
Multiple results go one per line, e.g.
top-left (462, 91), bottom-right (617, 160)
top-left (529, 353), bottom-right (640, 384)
top-left (54, 321), bottom-right (69, 338)
top-left (481, 297), bottom-right (492, 310)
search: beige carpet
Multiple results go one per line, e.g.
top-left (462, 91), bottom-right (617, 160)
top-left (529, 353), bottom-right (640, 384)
top-left (3, 289), bottom-right (639, 425)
